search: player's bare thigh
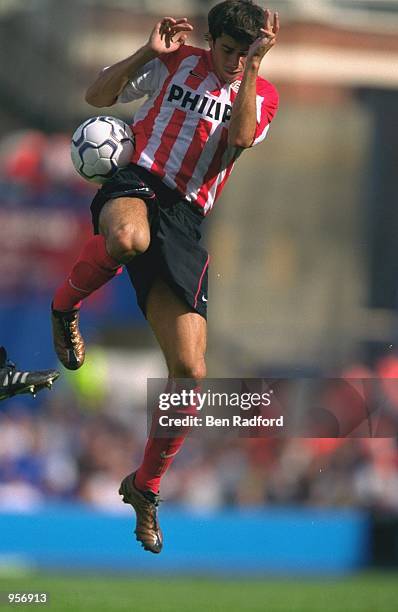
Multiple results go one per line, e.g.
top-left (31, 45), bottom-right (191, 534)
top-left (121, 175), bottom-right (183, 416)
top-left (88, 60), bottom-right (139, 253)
top-left (99, 196), bottom-right (150, 263)
top-left (146, 277), bottom-right (207, 381)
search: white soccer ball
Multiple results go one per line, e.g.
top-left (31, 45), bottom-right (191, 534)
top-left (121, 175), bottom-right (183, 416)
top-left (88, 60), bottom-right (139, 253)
top-left (71, 116), bottom-right (135, 184)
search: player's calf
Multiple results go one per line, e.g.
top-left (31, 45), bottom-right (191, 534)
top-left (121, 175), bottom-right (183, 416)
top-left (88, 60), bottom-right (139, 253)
top-left (51, 235), bottom-right (122, 369)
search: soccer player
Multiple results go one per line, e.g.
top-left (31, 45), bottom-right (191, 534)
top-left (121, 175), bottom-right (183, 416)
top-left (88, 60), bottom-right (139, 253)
top-left (51, 0), bottom-right (279, 552)
top-left (0, 346), bottom-right (59, 401)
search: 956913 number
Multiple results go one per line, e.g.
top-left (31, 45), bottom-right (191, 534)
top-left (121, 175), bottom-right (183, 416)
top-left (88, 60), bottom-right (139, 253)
top-left (6, 593), bottom-right (48, 604)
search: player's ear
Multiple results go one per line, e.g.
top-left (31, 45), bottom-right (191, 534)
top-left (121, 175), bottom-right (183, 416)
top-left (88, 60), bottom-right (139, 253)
top-left (205, 32), bottom-right (214, 49)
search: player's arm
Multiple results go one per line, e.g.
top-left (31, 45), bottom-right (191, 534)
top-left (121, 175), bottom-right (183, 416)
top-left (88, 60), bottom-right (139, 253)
top-left (228, 10), bottom-right (279, 148)
top-left (85, 17), bottom-right (193, 107)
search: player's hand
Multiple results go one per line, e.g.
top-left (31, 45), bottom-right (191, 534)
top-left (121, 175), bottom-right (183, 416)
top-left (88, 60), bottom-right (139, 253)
top-left (147, 17), bottom-right (194, 55)
top-left (247, 9), bottom-right (279, 62)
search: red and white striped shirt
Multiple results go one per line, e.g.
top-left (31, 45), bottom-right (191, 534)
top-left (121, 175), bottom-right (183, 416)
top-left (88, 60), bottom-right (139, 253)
top-left (118, 45), bottom-right (278, 215)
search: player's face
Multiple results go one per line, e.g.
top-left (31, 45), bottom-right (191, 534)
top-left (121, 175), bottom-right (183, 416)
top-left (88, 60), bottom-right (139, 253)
top-left (209, 34), bottom-right (250, 83)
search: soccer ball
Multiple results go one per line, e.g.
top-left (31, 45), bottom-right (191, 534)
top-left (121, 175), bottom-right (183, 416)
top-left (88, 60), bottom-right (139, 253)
top-left (71, 116), bottom-right (135, 184)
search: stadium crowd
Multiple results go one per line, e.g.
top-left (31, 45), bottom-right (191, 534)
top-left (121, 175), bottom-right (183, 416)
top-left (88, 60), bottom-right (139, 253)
top-left (1, 378), bottom-right (398, 514)
top-left (1, 131), bottom-right (398, 516)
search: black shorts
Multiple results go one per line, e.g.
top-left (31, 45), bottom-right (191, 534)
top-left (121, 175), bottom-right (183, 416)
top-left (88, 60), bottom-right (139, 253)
top-left (90, 163), bottom-right (209, 319)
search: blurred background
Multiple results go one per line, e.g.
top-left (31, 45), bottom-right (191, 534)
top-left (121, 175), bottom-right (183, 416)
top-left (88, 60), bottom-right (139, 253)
top-left (1, 0), bottom-right (398, 603)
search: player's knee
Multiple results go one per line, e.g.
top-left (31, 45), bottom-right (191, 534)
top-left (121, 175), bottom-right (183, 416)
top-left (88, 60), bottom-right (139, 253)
top-left (131, 225), bottom-right (150, 255)
top-left (106, 231), bottom-right (134, 263)
top-left (106, 225), bottom-right (149, 263)
top-left (171, 358), bottom-right (206, 382)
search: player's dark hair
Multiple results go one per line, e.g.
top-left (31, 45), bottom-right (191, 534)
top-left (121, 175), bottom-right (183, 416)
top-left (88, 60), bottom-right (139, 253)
top-left (207, 0), bottom-right (264, 45)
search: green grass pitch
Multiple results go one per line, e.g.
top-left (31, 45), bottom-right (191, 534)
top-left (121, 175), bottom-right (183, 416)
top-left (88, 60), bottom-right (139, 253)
top-left (0, 572), bottom-right (397, 611)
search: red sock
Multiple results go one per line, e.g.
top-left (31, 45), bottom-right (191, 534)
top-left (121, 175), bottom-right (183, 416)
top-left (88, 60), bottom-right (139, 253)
top-left (53, 235), bottom-right (122, 311)
top-left (135, 384), bottom-right (200, 494)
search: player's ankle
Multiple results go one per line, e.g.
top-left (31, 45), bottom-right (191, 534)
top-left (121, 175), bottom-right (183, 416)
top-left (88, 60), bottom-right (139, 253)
top-left (134, 470), bottom-right (160, 494)
top-left (52, 293), bottom-right (82, 312)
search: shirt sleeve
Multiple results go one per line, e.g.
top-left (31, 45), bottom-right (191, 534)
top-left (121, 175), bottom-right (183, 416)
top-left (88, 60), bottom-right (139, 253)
top-left (117, 58), bottom-right (167, 103)
top-left (251, 79), bottom-right (279, 147)
top-left (117, 46), bottom-right (200, 103)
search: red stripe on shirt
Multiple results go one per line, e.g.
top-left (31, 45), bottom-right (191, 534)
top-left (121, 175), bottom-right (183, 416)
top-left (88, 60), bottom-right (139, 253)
top-left (184, 54), bottom-right (209, 90)
top-left (132, 72), bottom-right (175, 162)
top-left (174, 118), bottom-right (213, 195)
top-left (150, 109), bottom-right (186, 179)
top-left (253, 80), bottom-right (279, 142)
top-left (214, 160), bottom-right (235, 203)
top-left (160, 45), bottom-right (202, 75)
top-left (195, 128), bottom-right (229, 208)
